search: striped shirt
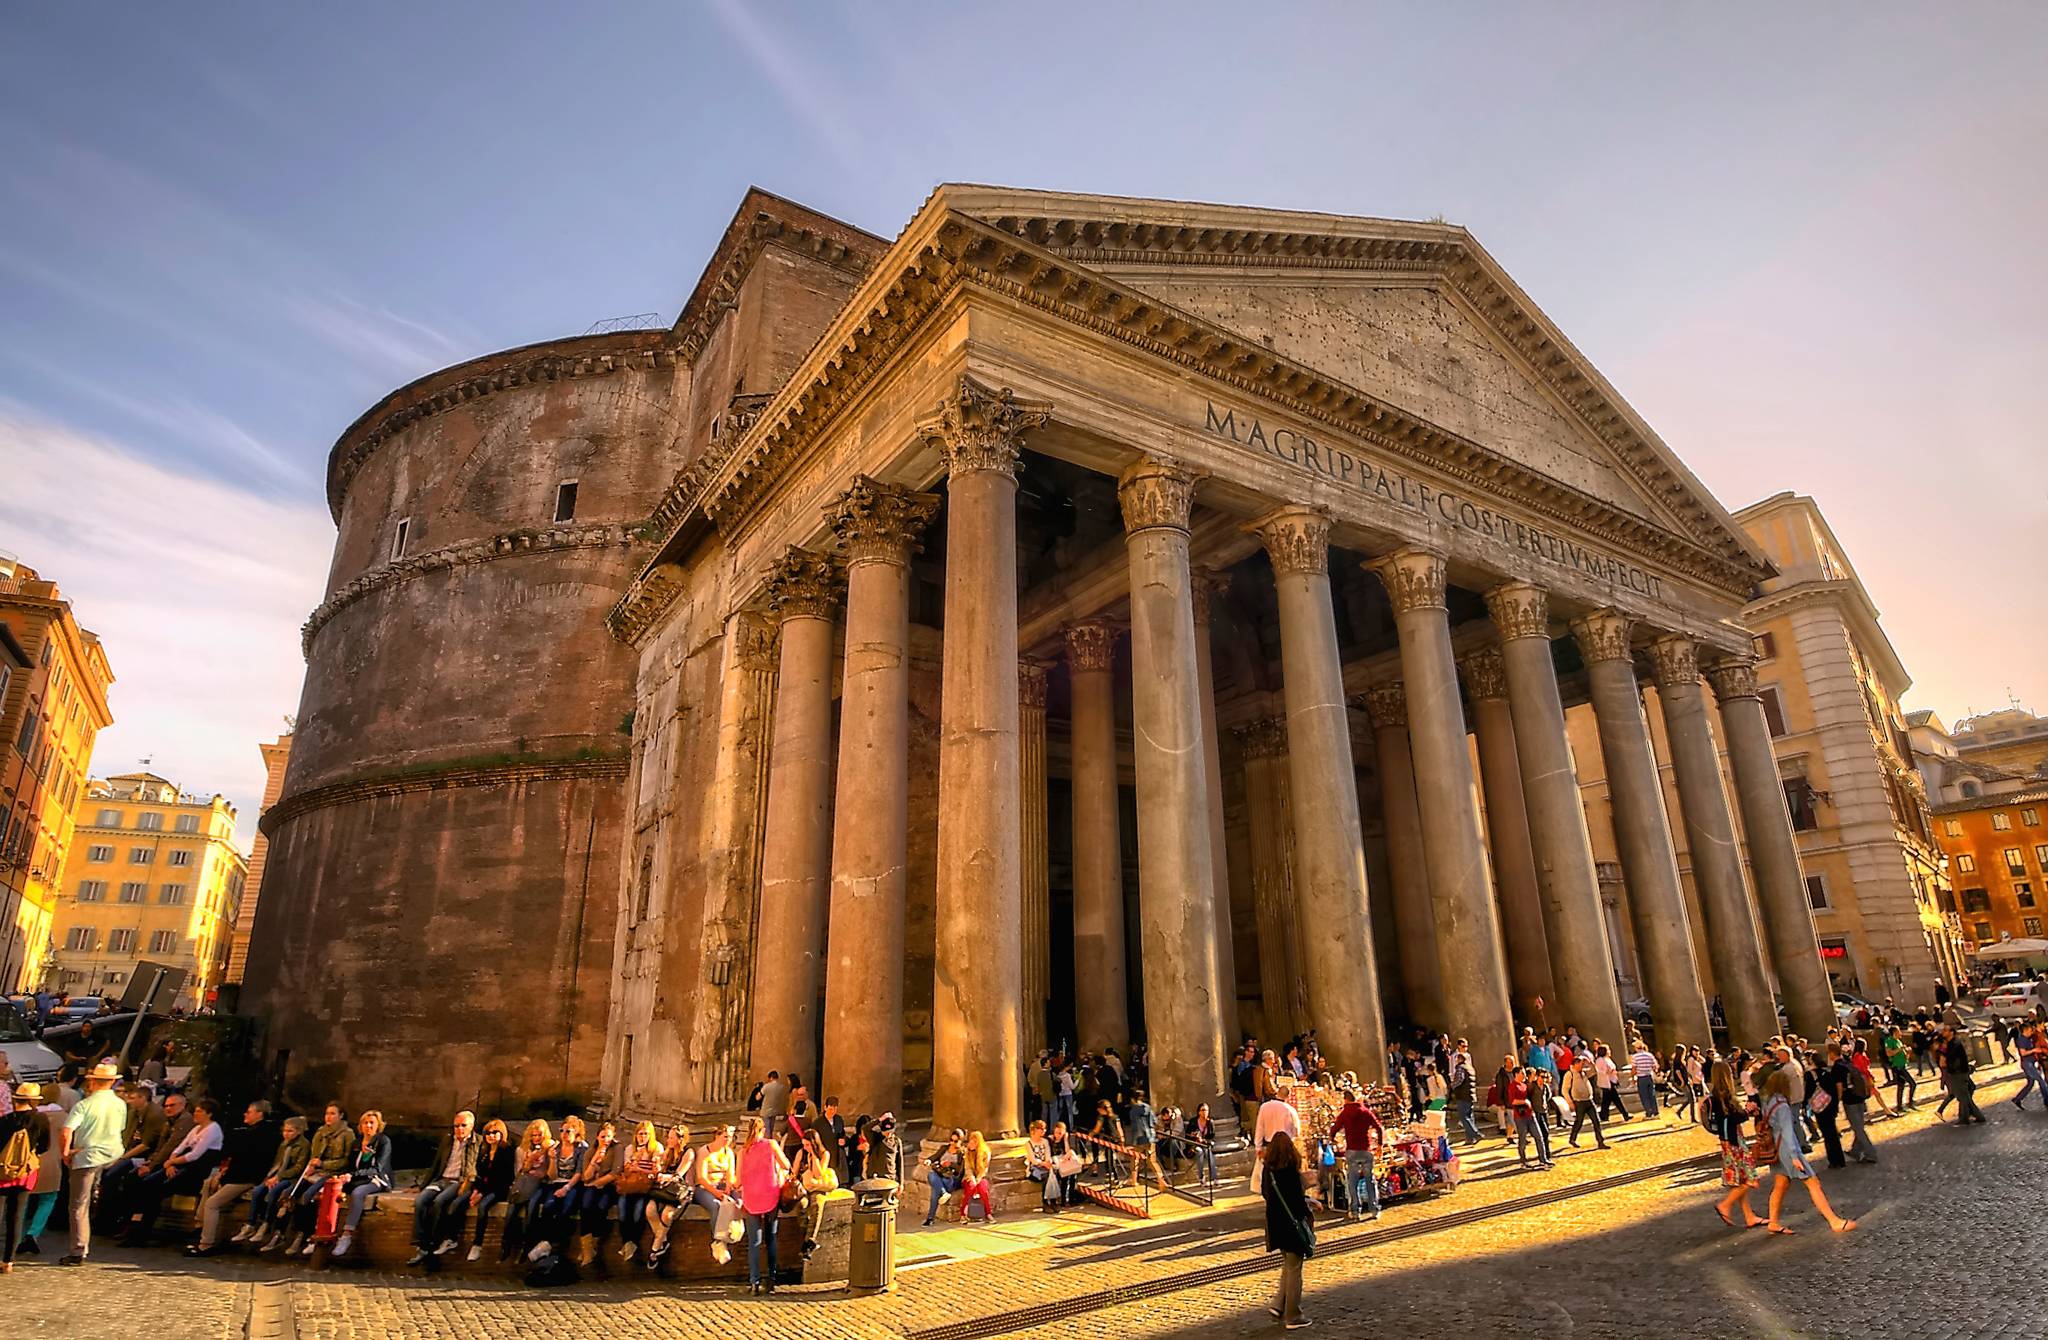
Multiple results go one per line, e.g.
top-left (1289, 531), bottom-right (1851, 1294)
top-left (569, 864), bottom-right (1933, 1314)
top-left (1629, 1050), bottom-right (1658, 1077)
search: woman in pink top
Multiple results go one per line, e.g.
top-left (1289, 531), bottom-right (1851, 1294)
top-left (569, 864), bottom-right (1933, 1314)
top-left (735, 1115), bottom-right (790, 1294)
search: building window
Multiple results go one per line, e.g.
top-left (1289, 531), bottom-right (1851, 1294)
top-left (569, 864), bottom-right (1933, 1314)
top-left (1943, 819), bottom-right (1962, 837)
top-left (174, 814), bottom-right (199, 833)
top-left (64, 927), bottom-right (95, 952)
top-left (1758, 686), bottom-right (1789, 738)
top-left (1783, 778), bottom-right (1818, 832)
top-left (87, 845), bottom-right (112, 862)
top-left (1973, 921), bottom-right (1994, 943)
top-left (1992, 812), bottom-right (2012, 831)
top-left (391, 517), bottom-right (411, 560)
top-left (2018, 883), bottom-right (2037, 909)
top-left (148, 930), bottom-right (177, 955)
top-left (107, 929), bottom-right (137, 955)
top-left (76, 880), bottom-right (106, 902)
top-left (1961, 887), bottom-right (1991, 913)
top-left (1961, 781), bottom-right (1981, 798)
top-left (158, 883), bottom-right (187, 906)
top-left (129, 847), bottom-right (153, 864)
top-left (2036, 844), bottom-right (2048, 870)
top-left (2027, 917), bottom-right (2044, 937)
top-left (2004, 847), bottom-right (2026, 876)
top-left (167, 849), bottom-right (193, 867)
top-left (553, 480), bottom-right (579, 523)
top-left (136, 812), bottom-right (163, 831)
top-left (1956, 853), bottom-right (1977, 873)
top-left (13, 708), bottom-right (37, 757)
top-left (118, 881), bottom-right (146, 903)
top-left (2025, 808), bottom-right (2042, 827)
top-left (1805, 875), bottom-right (1828, 910)
top-left (94, 808), bottom-right (121, 828)
top-left (1752, 631), bottom-right (1777, 661)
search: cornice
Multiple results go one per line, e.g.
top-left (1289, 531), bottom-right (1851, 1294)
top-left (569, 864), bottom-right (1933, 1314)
top-left (260, 751), bottom-right (629, 837)
top-left (324, 331), bottom-right (679, 521)
top-left (304, 522), bottom-right (641, 656)
top-left (671, 213), bottom-right (879, 366)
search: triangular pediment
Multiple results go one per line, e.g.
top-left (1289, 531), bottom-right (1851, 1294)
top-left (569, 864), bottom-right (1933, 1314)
top-left (936, 186), bottom-right (1768, 575)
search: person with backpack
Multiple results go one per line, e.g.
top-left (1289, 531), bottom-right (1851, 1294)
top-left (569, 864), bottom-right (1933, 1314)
top-left (1837, 1043), bottom-right (1878, 1164)
top-left (0, 1082), bottom-right (52, 1272)
top-left (1880, 1025), bottom-right (1917, 1111)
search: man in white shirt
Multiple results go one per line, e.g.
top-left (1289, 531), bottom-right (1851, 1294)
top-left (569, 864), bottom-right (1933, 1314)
top-left (1254, 1075), bottom-right (1302, 1150)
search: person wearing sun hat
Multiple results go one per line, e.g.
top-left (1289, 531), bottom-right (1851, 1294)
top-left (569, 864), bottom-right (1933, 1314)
top-left (57, 1059), bottom-right (126, 1265)
top-left (0, 1082), bottom-right (53, 1271)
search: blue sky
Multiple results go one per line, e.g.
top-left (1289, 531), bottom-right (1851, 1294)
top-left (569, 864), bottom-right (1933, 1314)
top-left (3, 3), bottom-right (2044, 826)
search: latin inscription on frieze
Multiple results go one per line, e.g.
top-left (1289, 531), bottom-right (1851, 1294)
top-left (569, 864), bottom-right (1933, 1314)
top-left (1202, 401), bottom-right (1663, 599)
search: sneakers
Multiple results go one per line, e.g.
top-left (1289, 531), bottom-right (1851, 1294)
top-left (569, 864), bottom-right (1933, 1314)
top-left (527, 1240), bottom-right (553, 1263)
top-left (467, 1246), bottom-right (482, 1263)
top-left (435, 1239), bottom-right (459, 1256)
top-left (59, 1254), bottom-right (86, 1266)
top-left (407, 1249), bottom-right (428, 1266)
top-left (619, 1242), bottom-right (637, 1261)
top-left (299, 1238), bottom-right (318, 1256)
top-left (1285, 1318), bottom-right (1315, 1330)
top-left (231, 1226), bottom-right (256, 1244)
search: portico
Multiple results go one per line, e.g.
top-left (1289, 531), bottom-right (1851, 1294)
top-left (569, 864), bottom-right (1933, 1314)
top-left (607, 187), bottom-right (1833, 1135)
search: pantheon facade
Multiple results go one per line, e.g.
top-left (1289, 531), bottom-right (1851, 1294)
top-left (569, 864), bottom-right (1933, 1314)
top-left (246, 185), bottom-right (1835, 1131)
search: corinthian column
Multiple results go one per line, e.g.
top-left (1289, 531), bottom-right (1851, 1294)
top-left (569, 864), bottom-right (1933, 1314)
top-left (1065, 618), bottom-right (1130, 1054)
top-left (1192, 570), bottom-right (1239, 1050)
top-left (1118, 458), bottom-right (1226, 1107)
top-left (1236, 717), bottom-right (1309, 1041)
top-left (1457, 646), bottom-right (1554, 1023)
top-left (1019, 660), bottom-right (1051, 1063)
top-left (1650, 634), bottom-right (1776, 1048)
top-left (926, 377), bottom-right (1046, 1137)
top-left (1253, 506), bottom-right (1384, 1074)
top-left (820, 475), bottom-right (937, 1121)
top-left (1570, 611), bottom-right (1711, 1048)
top-left (1358, 683), bottom-right (1443, 1029)
top-left (1707, 656), bottom-right (1835, 1040)
top-left (1367, 549), bottom-right (1513, 1068)
top-left (1484, 583), bottom-right (1624, 1047)
top-left (749, 547), bottom-right (843, 1084)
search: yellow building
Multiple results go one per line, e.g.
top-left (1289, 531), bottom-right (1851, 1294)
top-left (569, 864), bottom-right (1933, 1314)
top-left (225, 730), bottom-right (291, 986)
top-left (0, 556), bottom-right (116, 992)
top-left (50, 772), bottom-right (247, 1009)
top-left (1947, 705), bottom-right (2048, 784)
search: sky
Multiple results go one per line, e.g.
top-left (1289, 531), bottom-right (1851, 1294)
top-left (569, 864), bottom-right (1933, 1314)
top-left (2, 3), bottom-right (2044, 830)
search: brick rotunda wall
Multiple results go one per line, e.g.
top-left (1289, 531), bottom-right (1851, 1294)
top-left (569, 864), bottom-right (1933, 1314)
top-left (242, 330), bottom-right (690, 1124)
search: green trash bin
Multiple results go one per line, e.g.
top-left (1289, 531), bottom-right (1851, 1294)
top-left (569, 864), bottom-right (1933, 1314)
top-left (848, 1178), bottom-right (899, 1294)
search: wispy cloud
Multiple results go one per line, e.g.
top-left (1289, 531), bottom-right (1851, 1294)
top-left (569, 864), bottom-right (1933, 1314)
top-left (285, 293), bottom-right (469, 381)
top-left (0, 406), bottom-right (329, 844)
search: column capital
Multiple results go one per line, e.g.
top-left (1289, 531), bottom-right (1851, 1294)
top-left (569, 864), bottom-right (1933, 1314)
top-left (1063, 619), bottom-right (1120, 673)
top-left (1116, 457), bottom-right (1205, 535)
top-left (1232, 714), bottom-right (1290, 759)
top-left (1354, 681), bottom-right (1408, 730)
top-left (826, 474), bottom-right (940, 568)
top-left (729, 608), bottom-right (779, 673)
top-left (1704, 656), bottom-right (1760, 703)
top-left (1248, 505), bottom-right (1331, 578)
top-left (1365, 547), bottom-right (1447, 614)
top-left (760, 546), bottom-right (843, 624)
top-left (1190, 567), bottom-right (1231, 626)
top-left (1647, 633), bottom-right (1699, 691)
top-left (915, 374), bottom-right (1050, 479)
top-left (1459, 646), bottom-right (1510, 703)
top-left (1484, 582), bottom-right (1550, 642)
top-left (1569, 608), bottom-right (1635, 665)
top-left (1018, 658), bottom-right (1049, 710)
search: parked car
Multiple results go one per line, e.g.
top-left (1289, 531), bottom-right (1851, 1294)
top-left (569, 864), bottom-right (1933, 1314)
top-left (1621, 997), bottom-right (1654, 1027)
top-left (1834, 992), bottom-right (1879, 1026)
top-left (1981, 982), bottom-right (2047, 1020)
top-left (46, 995), bottom-right (108, 1024)
top-left (0, 1001), bottom-right (63, 1082)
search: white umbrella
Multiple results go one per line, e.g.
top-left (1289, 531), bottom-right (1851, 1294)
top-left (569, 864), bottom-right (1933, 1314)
top-left (1972, 938), bottom-right (2048, 959)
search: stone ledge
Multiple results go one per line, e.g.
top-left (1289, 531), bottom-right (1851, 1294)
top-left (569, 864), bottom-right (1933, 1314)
top-left (260, 752), bottom-right (629, 836)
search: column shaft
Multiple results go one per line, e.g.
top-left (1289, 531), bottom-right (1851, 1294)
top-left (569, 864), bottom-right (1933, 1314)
top-left (1651, 635), bottom-right (1776, 1048)
top-left (1361, 685), bottom-right (1443, 1030)
top-left (821, 478), bottom-right (935, 1120)
top-left (749, 549), bottom-right (842, 1081)
top-left (1193, 573), bottom-right (1239, 1052)
top-left (1066, 621), bottom-right (1130, 1054)
top-left (1119, 459), bottom-right (1225, 1107)
top-left (1369, 550), bottom-right (1513, 1068)
top-left (1485, 585), bottom-right (1624, 1046)
top-left (1255, 507), bottom-right (1384, 1075)
top-left (1019, 661), bottom-right (1051, 1063)
top-left (1461, 653), bottom-right (1554, 1022)
top-left (1708, 658), bottom-right (1836, 1040)
top-left (1238, 719), bottom-right (1309, 1042)
top-left (1573, 611), bottom-right (1711, 1048)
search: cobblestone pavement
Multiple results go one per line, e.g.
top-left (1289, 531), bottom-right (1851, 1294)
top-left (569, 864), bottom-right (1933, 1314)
top-left (8, 1069), bottom-right (2037, 1339)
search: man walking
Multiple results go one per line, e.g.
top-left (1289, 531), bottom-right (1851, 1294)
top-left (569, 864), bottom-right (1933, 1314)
top-left (1939, 1024), bottom-right (1986, 1125)
top-left (1332, 1087), bottom-right (1383, 1221)
top-left (1628, 1040), bottom-right (1661, 1119)
top-left (1565, 1056), bottom-right (1607, 1149)
top-left (1446, 1041), bottom-right (1480, 1146)
top-left (58, 1060), bottom-right (126, 1265)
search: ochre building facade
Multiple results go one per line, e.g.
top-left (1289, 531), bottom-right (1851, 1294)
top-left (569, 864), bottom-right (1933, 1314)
top-left (248, 186), bottom-right (1837, 1130)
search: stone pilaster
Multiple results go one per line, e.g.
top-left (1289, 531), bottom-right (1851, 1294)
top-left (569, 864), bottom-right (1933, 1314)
top-left (1484, 583), bottom-right (1624, 1045)
top-left (820, 476), bottom-right (937, 1120)
top-left (925, 376), bottom-right (1045, 1137)
top-left (1064, 618), bottom-right (1130, 1054)
top-left (1357, 682), bottom-right (1444, 1030)
top-left (1458, 644), bottom-right (1555, 1023)
top-left (1192, 568), bottom-right (1239, 1053)
top-left (1707, 656), bottom-right (1835, 1040)
top-left (1118, 457), bottom-right (1226, 1108)
top-left (1236, 717), bottom-right (1309, 1042)
top-left (749, 548), bottom-right (844, 1085)
top-left (1570, 611), bottom-right (1711, 1048)
top-left (1253, 506), bottom-right (1385, 1076)
top-left (1650, 634), bottom-right (1776, 1048)
top-left (1019, 659), bottom-right (1051, 1063)
top-left (1367, 549), bottom-right (1513, 1068)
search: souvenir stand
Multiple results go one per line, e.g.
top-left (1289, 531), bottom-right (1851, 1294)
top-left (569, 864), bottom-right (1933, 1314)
top-left (1362, 1084), bottom-right (1458, 1204)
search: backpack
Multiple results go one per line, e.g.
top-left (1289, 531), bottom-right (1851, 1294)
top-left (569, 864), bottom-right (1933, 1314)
top-left (1846, 1065), bottom-right (1871, 1102)
top-left (0, 1126), bottom-right (34, 1188)
top-left (524, 1249), bottom-right (581, 1288)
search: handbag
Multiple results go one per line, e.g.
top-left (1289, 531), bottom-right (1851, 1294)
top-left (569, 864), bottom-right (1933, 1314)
top-left (616, 1162), bottom-right (657, 1196)
top-left (1053, 1151), bottom-right (1083, 1179)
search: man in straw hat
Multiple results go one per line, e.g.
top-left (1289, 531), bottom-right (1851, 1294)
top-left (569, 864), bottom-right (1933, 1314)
top-left (56, 1059), bottom-right (125, 1265)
